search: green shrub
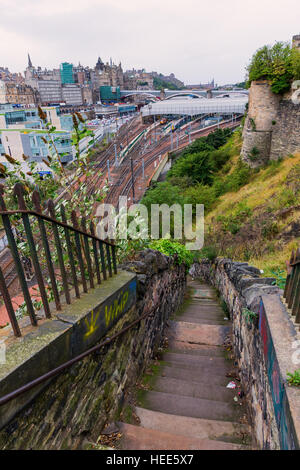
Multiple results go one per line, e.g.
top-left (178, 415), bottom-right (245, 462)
top-left (168, 150), bottom-right (214, 185)
top-left (247, 42), bottom-right (300, 94)
top-left (216, 202), bottom-right (252, 234)
top-left (141, 181), bottom-right (185, 210)
top-left (224, 160), bottom-right (252, 192)
top-left (248, 146), bottom-right (260, 161)
top-left (287, 370), bottom-right (300, 387)
top-left (250, 118), bottom-right (256, 130)
top-left (198, 245), bottom-right (218, 261)
top-left (168, 129), bottom-right (233, 185)
top-left (261, 159), bottom-right (283, 179)
top-left (271, 269), bottom-right (286, 289)
top-left (183, 184), bottom-right (217, 212)
top-left (227, 221), bottom-right (242, 234)
top-left (149, 239), bottom-right (194, 268)
top-left (272, 188), bottom-right (298, 210)
top-left (261, 220), bottom-right (280, 239)
top-left (242, 308), bottom-right (257, 324)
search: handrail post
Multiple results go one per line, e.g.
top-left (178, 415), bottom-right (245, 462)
top-left (0, 185), bottom-right (37, 326)
top-left (14, 183), bottom-right (51, 318)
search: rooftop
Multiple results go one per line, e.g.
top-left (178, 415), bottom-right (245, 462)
top-left (141, 96), bottom-right (248, 117)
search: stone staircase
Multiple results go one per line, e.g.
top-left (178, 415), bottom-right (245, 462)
top-left (118, 278), bottom-right (252, 450)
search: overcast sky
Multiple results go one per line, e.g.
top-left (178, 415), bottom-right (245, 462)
top-left (0, 0), bottom-right (299, 85)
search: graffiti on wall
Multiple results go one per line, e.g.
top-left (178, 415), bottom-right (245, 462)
top-left (82, 278), bottom-right (137, 344)
top-left (84, 310), bottom-right (100, 339)
top-left (259, 299), bottom-right (296, 449)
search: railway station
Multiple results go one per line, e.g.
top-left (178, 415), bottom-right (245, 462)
top-left (140, 96), bottom-right (248, 119)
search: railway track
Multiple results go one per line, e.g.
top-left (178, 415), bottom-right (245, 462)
top-left (111, 118), bottom-right (242, 205)
top-left (0, 117), bottom-right (241, 299)
top-left (85, 117), bottom-right (147, 198)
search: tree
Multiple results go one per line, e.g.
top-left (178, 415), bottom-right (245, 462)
top-left (0, 109), bottom-right (108, 282)
top-left (246, 41), bottom-right (300, 94)
top-left (1, 108), bottom-right (107, 217)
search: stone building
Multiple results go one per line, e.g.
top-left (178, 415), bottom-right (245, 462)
top-left (61, 84), bottom-right (83, 106)
top-left (24, 54), bottom-right (61, 90)
top-left (0, 80), bottom-right (39, 105)
top-left (0, 67), bottom-right (24, 84)
top-left (97, 61), bottom-right (124, 88)
top-left (37, 80), bottom-right (62, 105)
top-left (81, 85), bottom-right (93, 105)
top-left (123, 73), bottom-right (137, 90)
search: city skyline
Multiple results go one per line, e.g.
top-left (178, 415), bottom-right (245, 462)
top-left (0, 0), bottom-right (299, 84)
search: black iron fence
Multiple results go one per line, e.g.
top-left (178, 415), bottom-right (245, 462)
top-left (283, 249), bottom-right (300, 327)
top-left (0, 182), bottom-right (117, 337)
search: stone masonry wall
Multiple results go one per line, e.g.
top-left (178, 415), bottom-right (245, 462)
top-left (190, 259), bottom-right (300, 449)
top-left (241, 80), bottom-right (300, 167)
top-left (241, 129), bottom-right (272, 166)
top-left (269, 100), bottom-right (300, 160)
top-left (0, 249), bottom-right (186, 450)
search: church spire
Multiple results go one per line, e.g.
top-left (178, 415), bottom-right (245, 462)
top-left (95, 56), bottom-right (104, 71)
top-left (28, 53), bottom-right (33, 68)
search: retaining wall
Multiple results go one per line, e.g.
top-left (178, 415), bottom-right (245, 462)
top-left (0, 249), bottom-right (186, 449)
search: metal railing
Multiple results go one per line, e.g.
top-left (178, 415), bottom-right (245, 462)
top-left (283, 248), bottom-right (300, 327)
top-left (0, 183), bottom-right (117, 337)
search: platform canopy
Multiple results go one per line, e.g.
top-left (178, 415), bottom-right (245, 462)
top-left (141, 96), bottom-right (248, 117)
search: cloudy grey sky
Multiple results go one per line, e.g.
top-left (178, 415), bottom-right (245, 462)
top-left (0, 0), bottom-right (299, 85)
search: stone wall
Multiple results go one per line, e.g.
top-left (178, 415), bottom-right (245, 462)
top-left (241, 129), bottom-right (272, 166)
top-left (241, 80), bottom-right (300, 167)
top-left (269, 100), bottom-right (300, 160)
top-left (190, 259), bottom-right (300, 449)
top-left (0, 249), bottom-right (186, 450)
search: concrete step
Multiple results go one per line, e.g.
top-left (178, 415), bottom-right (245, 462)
top-left (189, 299), bottom-right (220, 305)
top-left (118, 422), bottom-right (247, 450)
top-left (181, 305), bottom-right (224, 315)
top-left (137, 390), bottom-right (242, 422)
top-left (191, 291), bottom-right (217, 300)
top-left (119, 278), bottom-right (252, 450)
top-left (163, 351), bottom-right (230, 368)
top-left (169, 321), bottom-right (231, 346)
top-left (162, 358), bottom-right (232, 375)
top-left (168, 343), bottom-right (226, 357)
top-left (150, 376), bottom-right (238, 402)
top-left (161, 361), bottom-right (232, 379)
top-left (135, 407), bottom-right (251, 443)
top-left (157, 365), bottom-right (230, 386)
top-left (183, 304), bottom-right (224, 314)
top-left (186, 305), bottom-right (223, 314)
top-left (190, 285), bottom-right (217, 292)
top-left (178, 316), bottom-right (228, 326)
